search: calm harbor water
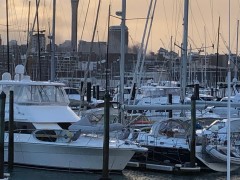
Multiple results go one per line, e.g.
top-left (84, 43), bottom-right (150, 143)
top-left (4, 167), bottom-right (240, 180)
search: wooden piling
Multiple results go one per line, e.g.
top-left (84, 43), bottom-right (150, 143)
top-left (87, 82), bottom-right (91, 103)
top-left (93, 86), bottom-right (96, 98)
top-left (8, 91), bottom-right (14, 171)
top-left (96, 85), bottom-right (100, 100)
top-left (130, 83), bottom-right (136, 100)
top-left (168, 94), bottom-right (172, 118)
top-left (194, 83), bottom-right (199, 100)
top-left (0, 92), bottom-right (6, 179)
top-left (101, 92), bottom-right (111, 180)
top-left (190, 94), bottom-right (196, 167)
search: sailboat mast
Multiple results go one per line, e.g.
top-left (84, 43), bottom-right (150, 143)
top-left (51, 0), bottom-right (56, 81)
top-left (180, 0), bottom-right (189, 106)
top-left (204, 26), bottom-right (207, 87)
top-left (6, 0), bottom-right (9, 73)
top-left (215, 17), bottom-right (220, 90)
top-left (27, 1), bottom-right (31, 49)
top-left (36, 0), bottom-right (42, 80)
top-left (24, 0), bottom-right (40, 70)
top-left (119, 0), bottom-right (126, 124)
top-left (227, 0), bottom-right (231, 179)
top-left (234, 20), bottom-right (239, 79)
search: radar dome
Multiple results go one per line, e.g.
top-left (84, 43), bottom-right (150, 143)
top-left (2, 72), bottom-right (11, 80)
top-left (15, 65), bottom-right (25, 74)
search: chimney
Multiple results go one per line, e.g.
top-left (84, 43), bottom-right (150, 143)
top-left (71, 0), bottom-right (79, 53)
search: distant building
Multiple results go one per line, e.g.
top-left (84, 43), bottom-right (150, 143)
top-left (58, 40), bottom-right (72, 52)
top-left (108, 25), bottom-right (128, 54)
top-left (9, 40), bottom-right (17, 46)
top-left (30, 33), bottom-right (46, 53)
top-left (78, 40), bottom-right (106, 56)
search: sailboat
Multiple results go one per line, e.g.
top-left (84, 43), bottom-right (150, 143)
top-left (125, 0), bottom-right (240, 173)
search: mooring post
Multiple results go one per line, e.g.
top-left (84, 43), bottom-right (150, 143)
top-left (8, 91), bottom-right (14, 171)
top-left (100, 92), bottom-right (111, 180)
top-left (87, 82), bottom-right (91, 103)
top-left (96, 85), bottom-right (100, 100)
top-left (194, 83), bottom-right (199, 100)
top-left (93, 85), bottom-right (96, 99)
top-left (168, 94), bottom-right (173, 118)
top-left (190, 94), bottom-right (196, 167)
top-left (0, 91), bottom-right (6, 179)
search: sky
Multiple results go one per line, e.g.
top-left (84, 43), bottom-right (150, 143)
top-left (1, 0), bottom-right (240, 55)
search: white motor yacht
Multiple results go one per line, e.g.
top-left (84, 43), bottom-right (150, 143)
top-left (3, 65), bottom-right (147, 171)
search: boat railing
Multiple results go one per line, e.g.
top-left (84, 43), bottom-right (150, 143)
top-left (4, 127), bottom-right (137, 145)
top-left (206, 131), bottom-right (240, 149)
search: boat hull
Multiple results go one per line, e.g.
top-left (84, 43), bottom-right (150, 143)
top-left (206, 145), bottom-right (240, 165)
top-left (131, 145), bottom-right (191, 165)
top-left (4, 142), bottom-right (136, 171)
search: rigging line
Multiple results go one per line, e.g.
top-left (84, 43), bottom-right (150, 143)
top-left (195, 0), bottom-right (213, 45)
top-left (90, 0), bottom-right (98, 38)
top-left (210, 0), bottom-right (215, 43)
top-left (43, 0), bottom-right (52, 33)
top-left (173, 1), bottom-right (182, 50)
top-left (24, 0), bottom-right (41, 71)
top-left (188, 36), bottom-right (201, 50)
top-left (127, 0), bottom-right (154, 105)
top-left (8, 0), bottom-right (24, 61)
top-left (58, 0), bottom-right (70, 37)
top-left (170, 0), bottom-right (175, 38)
top-left (172, 0), bottom-right (179, 49)
top-left (78, 0), bottom-right (85, 28)
top-left (78, 0), bottom-right (102, 115)
top-left (162, 0), bottom-right (170, 40)
top-left (101, 6), bottom-right (108, 45)
top-left (238, 0), bottom-right (240, 17)
top-left (96, 30), bottom-right (102, 62)
top-left (231, 22), bottom-right (238, 51)
top-left (138, 0), bottom-right (157, 86)
top-left (79, 0), bottom-right (90, 43)
top-left (173, 0), bottom-right (178, 39)
top-left (19, 0), bottom-right (28, 41)
top-left (133, 18), bottom-right (139, 42)
top-left (190, 8), bottom-right (203, 47)
top-left (110, 15), bottom-right (149, 21)
top-left (128, 34), bottom-right (139, 51)
top-left (105, 4), bottom-right (111, 92)
top-left (220, 33), bottom-right (232, 54)
top-left (189, 7), bottom-right (203, 48)
top-left (41, 0), bottom-right (46, 29)
top-left (9, 0), bottom-right (22, 44)
top-left (46, 0), bottom-right (52, 40)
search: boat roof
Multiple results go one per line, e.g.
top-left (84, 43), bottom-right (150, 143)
top-left (0, 80), bottom-right (65, 86)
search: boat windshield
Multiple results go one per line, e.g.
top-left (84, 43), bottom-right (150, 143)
top-left (0, 84), bottom-right (69, 105)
